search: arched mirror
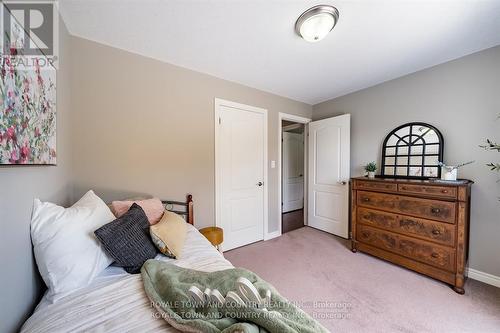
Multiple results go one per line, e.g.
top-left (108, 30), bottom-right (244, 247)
top-left (381, 122), bottom-right (444, 179)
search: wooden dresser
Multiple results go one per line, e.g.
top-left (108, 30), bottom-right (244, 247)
top-left (351, 177), bottom-right (473, 293)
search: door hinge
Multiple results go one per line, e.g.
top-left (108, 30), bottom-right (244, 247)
top-left (349, 231), bottom-right (353, 239)
top-left (218, 117), bottom-right (221, 125)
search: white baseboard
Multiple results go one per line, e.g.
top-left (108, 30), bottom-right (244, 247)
top-left (264, 231), bottom-right (281, 241)
top-left (467, 268), bottom-right (500, 288)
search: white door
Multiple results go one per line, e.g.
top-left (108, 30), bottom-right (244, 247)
top-left (308, 114), bottom-right (350, 238)
top-left (282, 132), bottom-right (304, 212)
top-left (215, 99), bottom-right (267, 251)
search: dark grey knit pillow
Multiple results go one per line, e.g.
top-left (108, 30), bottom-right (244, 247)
top-left (94, 203), bottom-right (158, 273)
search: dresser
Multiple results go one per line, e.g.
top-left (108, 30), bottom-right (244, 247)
top-left (351, 177), bottom-right (473, 294)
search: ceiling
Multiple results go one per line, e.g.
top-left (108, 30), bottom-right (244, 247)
top-left (59, 0), bottom-right (500, 105)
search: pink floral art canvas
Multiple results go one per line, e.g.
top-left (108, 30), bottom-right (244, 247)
top-left (0, 26), bottom-right (57, 164)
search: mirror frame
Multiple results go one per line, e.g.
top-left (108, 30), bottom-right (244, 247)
top-left (381, 122), bottom-right (444, 179)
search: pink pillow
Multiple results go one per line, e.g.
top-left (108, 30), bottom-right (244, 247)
top-left (111, 198), bottom-right (164, 225)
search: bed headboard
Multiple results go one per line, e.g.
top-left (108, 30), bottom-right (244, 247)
top-left (162, 194), bottom-right (193, 225)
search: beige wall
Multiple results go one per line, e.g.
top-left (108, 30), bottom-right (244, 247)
top-left (70, 37), bottom-right (312, 233)
top-left (313, 45), bottom-right (500, 277)
top-left (3, 25), bottom-right (498, 333)
top-left (0, 21), bottom-right (73, 333)
top-left (0, 30), bottom-right (310, 333)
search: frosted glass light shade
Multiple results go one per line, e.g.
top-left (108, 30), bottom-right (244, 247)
top-left (295, 5), bottom-right (339, 43)
top-left (300, 13), bottom-right (335, 42)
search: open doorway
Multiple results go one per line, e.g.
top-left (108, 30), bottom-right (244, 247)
top-left (278, 113), bottom-right (350, 239)
top-left (281, 120), bottom-right (306, 234)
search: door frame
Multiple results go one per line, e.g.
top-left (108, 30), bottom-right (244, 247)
top-left (277, 112), bottom-right (311, 238)
top-left (214, 98), bottom-right (269, 244)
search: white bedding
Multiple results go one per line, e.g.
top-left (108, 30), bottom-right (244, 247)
top-left (21, 224), bottom-right (233, 333)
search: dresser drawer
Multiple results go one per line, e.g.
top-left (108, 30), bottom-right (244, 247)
top-left (357, 224), bottom-right (398, 252)
top-left (357, 191), bottom-right (398, 211)
top-left (357, 224), bottom-right (455, 271)
top-left (357, 207), bottom-right (455, 246)
top-left (357, 191), bottom-right (456, 223)
top-left (398, 184), bottom-right (457, 199)
top-left (355, 180), bottom-right (397, 192)
top-left (398, 196), bottom-right (456, 224)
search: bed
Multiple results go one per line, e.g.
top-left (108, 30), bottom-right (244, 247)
top-left (21, 195), bottom-right (234, 333)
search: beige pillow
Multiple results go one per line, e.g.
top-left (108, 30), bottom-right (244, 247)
top-left (150, 211), bottom-right (187, 259)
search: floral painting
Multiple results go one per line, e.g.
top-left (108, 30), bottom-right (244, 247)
top-left (0, 49), bottom-right (57, 164)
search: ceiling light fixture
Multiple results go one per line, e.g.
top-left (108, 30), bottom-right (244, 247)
top-left (295, 5), bottom-right (339, 43)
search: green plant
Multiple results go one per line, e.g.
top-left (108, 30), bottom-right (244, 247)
top-left (364, 162), bottom-right (377, 172)
top-left (480, 139), bottom-right (500, 172)
top-left (480, 114), bottom-right (500, 173)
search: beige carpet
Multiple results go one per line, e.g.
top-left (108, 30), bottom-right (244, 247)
top-left (224, 227), bottom-right (500, 333)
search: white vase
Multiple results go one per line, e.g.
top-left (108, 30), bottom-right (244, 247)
top-left (368, 171), bottom-right (375, 178)
top-left (441, 167), bottom-right (457, 181)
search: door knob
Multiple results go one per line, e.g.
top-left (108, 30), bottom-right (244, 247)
top-left (257, 181), bottom-right (263, 187)
top-left (338, 181), bottom-right (347, 185)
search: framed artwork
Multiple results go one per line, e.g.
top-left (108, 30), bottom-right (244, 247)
top-left (0, 38), bottom-right (57, 165)
top-left (381, 122), bottom-right (444, 179)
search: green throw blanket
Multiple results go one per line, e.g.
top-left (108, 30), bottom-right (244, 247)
top-left (141, 260), bottom-right (329, 333)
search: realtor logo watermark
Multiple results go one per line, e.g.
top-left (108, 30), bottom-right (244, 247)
top-left (1, 0), bottom-right (59, 69)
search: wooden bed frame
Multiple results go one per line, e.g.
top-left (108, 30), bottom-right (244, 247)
top-left (162, 194), bottom-right (193, 225)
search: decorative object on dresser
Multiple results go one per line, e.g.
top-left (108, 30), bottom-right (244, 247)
top-left (351, 177), bottom-right (473, 294)
top-left (438, 161), bottom-right (475, 181)
top-left (381, 122), bottom-right (444, 179)
top-left (364, 161), bottom-right (377, 178)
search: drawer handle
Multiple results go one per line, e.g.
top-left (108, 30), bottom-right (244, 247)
top-left (432, 229), bottom-right (441, 235)
top-left (362, 232), bottom-right (370, 238)
top-left (401, 186), bottom-right (407, 190)
top-left (441, 190), bottom-right (448, 194)
top-left (363, 197), bottom-right (370, 202)
top-left (431, 207), bottom-right (441, 214)
top-left (431, 252), bottom-right (439, 259)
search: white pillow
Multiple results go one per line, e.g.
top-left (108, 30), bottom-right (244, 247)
top-left (31, 190), bottom-right (116, 302)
